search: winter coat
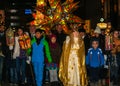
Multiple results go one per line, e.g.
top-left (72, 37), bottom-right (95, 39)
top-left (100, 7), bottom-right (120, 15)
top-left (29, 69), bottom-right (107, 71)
top-left (86, 48), bottom-right (104, 68)
top-left (31, 37), bottom-right (52, 63)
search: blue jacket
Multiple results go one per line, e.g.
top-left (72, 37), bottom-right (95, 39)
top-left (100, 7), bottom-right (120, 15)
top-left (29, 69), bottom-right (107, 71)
top-left (86, 48), bottom-right (104, 68)
top-left (31, 37), bottom-right (52, 63)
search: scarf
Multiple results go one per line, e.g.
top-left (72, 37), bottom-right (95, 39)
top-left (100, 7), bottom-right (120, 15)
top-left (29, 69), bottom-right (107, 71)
top-left (35, 36), bottom-right (43, 45)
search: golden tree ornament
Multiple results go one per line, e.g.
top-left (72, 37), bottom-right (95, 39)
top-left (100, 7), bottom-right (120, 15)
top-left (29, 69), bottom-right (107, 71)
top-left (30, 0), bottom-right (84, 33)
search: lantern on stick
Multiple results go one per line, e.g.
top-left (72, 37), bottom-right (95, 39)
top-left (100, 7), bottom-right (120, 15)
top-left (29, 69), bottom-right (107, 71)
top-left (6, 27), bottom-right (14, 50)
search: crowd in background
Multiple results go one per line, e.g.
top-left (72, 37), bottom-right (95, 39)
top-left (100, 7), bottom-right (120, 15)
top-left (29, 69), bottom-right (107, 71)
top-left (0, 24), bottom-right (120, 86)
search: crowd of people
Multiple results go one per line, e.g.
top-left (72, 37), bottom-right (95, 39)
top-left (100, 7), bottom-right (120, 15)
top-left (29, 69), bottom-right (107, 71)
top-left (0, 24), bottom-right (120, 86)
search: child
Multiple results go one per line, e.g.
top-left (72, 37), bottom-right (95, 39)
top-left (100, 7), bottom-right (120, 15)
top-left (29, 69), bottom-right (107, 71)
top-left (49, 34), bottom-right (61, 65)
top-left (13, 28), bottom-right (30, 85)
top-left (46, 34), bottom-right (61, 83)
top-left (86, 38), bottom-right (104, 86)
top-left (30, 29), bottom-right (52, 86)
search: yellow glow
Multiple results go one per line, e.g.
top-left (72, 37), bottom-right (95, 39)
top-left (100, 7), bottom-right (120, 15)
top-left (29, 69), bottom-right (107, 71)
top-left (97, 22), bottom-right (107, 29)
top-left (37, 0), bottom-right (45, 6)
top-left (60, 19), bottom-right (66, 25)
top-left (36, 11), bottom-right (44, 19)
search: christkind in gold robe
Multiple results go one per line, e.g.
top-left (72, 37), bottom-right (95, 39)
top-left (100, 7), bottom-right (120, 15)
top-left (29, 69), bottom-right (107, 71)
top-left (59, 31), bottom-right (88, 86)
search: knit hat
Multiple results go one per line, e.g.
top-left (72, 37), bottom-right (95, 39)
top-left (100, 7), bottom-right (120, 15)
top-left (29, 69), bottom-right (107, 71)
top-left (50, 34), bottom-right (57, 39)
top-left (94, 26), bottom-right (101, 34)
top-left (49, 34), bottom-right (57, 48)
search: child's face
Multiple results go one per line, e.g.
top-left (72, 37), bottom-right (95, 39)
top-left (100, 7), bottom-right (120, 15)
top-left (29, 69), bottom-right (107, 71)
top-left (92, 41), bottom-right (99, 49)
top-left (35, 32), bottom-right (42, 39)
top-left (51, 37), bottom-right (56, 43)
top-left (18, 29), bottom-right (23, 36)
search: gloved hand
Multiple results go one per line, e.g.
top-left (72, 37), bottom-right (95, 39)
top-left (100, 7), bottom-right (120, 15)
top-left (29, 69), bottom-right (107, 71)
top-left (9, 45), bottom-right (13, 50)
top-left (26, 56), bottom-right (31, 64)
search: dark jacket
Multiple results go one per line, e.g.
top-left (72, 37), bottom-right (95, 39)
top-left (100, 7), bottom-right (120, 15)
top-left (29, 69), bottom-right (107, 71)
top-left (84, 34), bottom-right (90, 55)
top-left (49, 44), bottom-right (61, 64)
top-left (0, 33), bottom-right (11, 58)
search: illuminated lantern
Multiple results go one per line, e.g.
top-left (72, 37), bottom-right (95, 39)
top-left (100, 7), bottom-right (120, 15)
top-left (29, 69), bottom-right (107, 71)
top-left (19, 34), bottom-right (31, 50)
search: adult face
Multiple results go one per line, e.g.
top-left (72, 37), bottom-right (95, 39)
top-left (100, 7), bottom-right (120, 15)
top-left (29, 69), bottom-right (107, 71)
top-left (73, 30), bottom-right (79, 38)
top-left (29, 25), bottom-right (35, 34)
top-left (0, 25), bottom-right (5, 33)
top-left (95, 33), bottom-right (100, 37)
top-left (56, 24), bottom-right (62, 33)
top-left (113, 31), bottom-right (119, 38)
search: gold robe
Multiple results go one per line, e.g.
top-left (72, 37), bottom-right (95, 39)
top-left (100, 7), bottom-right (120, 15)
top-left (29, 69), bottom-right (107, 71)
top-left (59, 36), bottom-right (88, 86)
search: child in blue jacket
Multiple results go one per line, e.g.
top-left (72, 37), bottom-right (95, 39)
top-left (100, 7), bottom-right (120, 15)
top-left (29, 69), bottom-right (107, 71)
top-left (28, 29), bottom-right (52, 86)
top-left (86, 38), bottom-right (104, 86)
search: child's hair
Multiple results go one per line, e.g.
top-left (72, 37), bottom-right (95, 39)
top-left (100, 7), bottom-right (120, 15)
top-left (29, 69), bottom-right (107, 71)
top-left (91, 38), bottom-right (99, 42)
top-left (17, 27), bottom-right (24, 31)
top-left (91, 37), bottom-right (99, 46)
top-left (35, 29), bottom-right (44, 34)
